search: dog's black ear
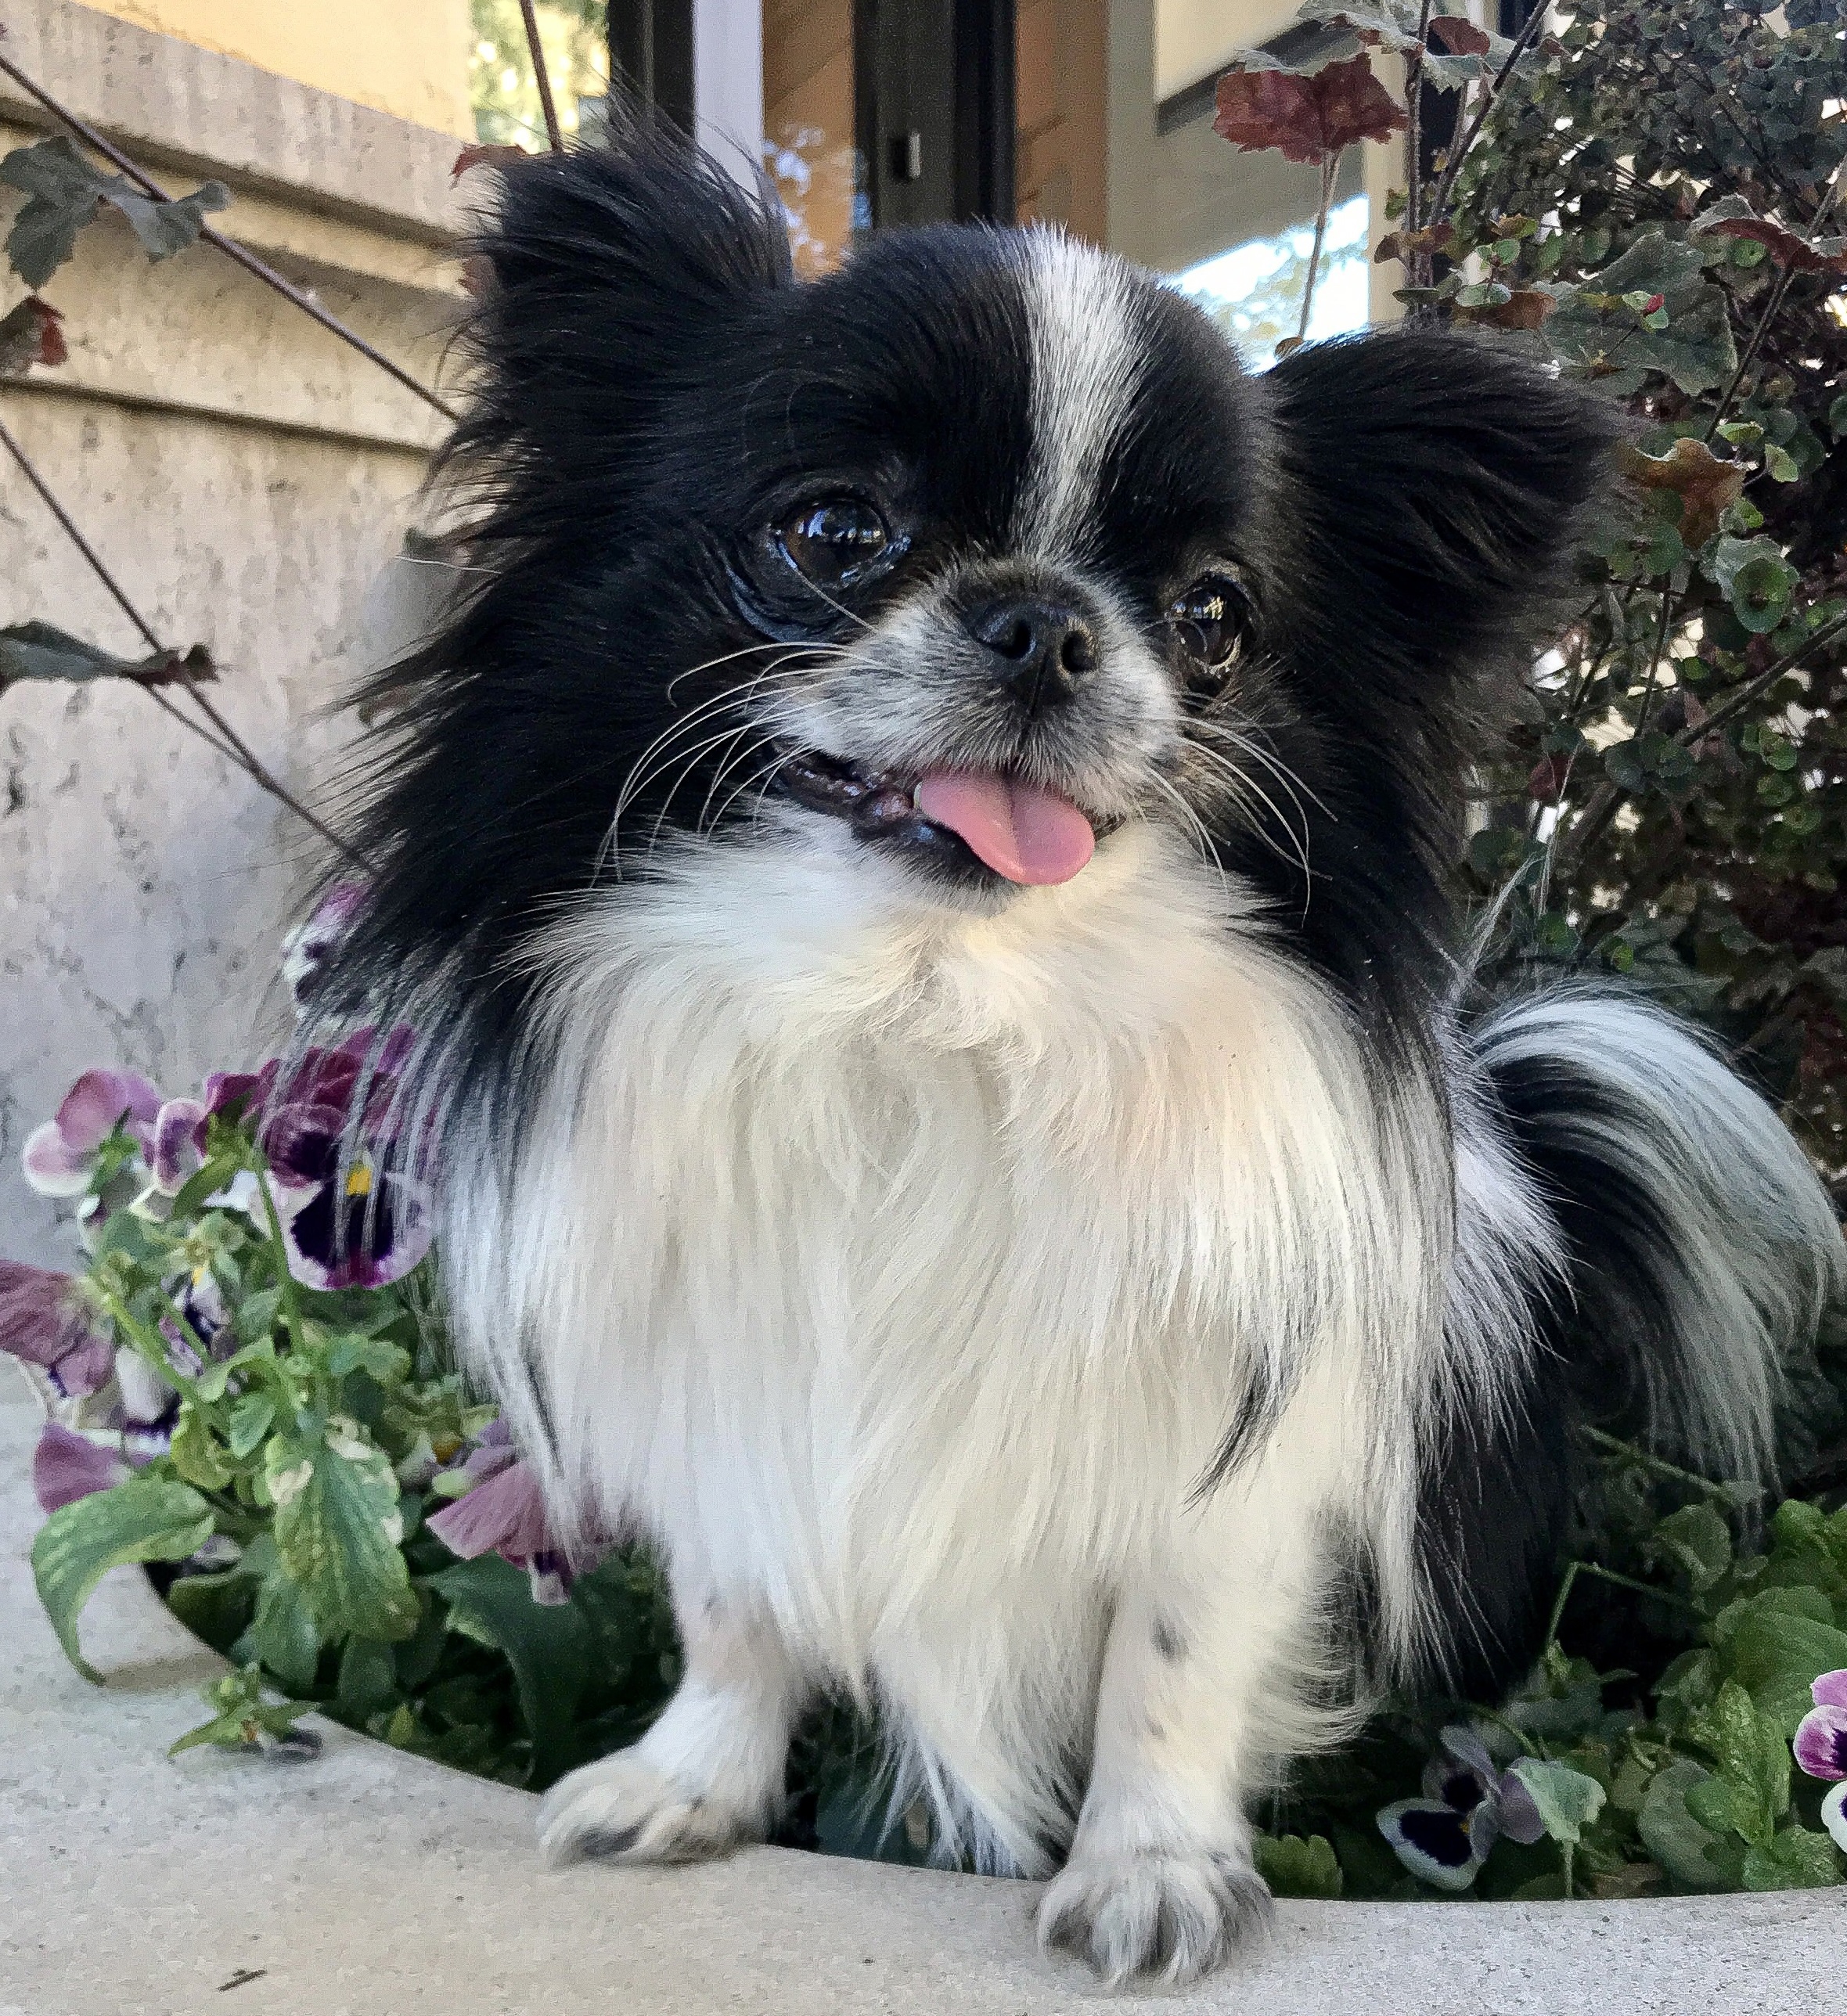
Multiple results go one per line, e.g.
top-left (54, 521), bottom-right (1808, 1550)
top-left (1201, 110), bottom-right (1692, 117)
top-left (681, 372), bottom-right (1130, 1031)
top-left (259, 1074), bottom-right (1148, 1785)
top-left (453, 120), bottom-right (793, 525)
top-left (1260, 329), bottom-right (1623, 713)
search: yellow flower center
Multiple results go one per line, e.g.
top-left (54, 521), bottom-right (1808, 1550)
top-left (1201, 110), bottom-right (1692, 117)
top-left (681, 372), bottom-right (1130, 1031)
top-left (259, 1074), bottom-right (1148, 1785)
top-left (344, 1164), bottom-right (374, 1199)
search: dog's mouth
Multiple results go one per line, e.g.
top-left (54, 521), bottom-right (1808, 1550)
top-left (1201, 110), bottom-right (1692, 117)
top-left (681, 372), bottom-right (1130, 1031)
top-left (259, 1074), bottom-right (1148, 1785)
top-left (776, 747), bottom-right (1104, 886)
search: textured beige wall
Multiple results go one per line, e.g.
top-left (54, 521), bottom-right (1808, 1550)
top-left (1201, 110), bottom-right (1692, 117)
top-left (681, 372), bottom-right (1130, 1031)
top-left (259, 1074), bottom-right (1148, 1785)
top-left (77, 0), bottom-right (475, 137)
top-left (0, 2), bottom-right (465, 1269)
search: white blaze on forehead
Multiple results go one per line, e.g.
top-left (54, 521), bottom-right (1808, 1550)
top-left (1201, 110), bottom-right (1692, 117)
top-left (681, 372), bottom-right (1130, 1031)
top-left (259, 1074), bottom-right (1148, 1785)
top-left (1016, 231), bottom-right (1142, 561)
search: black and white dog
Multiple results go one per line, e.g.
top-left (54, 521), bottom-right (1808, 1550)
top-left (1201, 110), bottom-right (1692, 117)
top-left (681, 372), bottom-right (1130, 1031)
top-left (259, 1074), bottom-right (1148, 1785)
top-left (316, 131), bottom-right (1840, 1981)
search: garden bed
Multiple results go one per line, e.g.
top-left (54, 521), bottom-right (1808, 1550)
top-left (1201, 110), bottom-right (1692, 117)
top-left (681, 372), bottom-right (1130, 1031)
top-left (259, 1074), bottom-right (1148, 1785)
top-left (2, 1371), bottom-right (1840, 2016)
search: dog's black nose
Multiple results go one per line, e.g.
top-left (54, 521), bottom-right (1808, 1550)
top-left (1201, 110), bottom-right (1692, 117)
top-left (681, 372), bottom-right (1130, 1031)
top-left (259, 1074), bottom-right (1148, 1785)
top-left (967, 597), bottom-right (1098, 706)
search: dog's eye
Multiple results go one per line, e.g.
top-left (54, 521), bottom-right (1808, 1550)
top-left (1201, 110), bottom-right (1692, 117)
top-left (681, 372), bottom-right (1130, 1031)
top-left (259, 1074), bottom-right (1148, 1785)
top-left (777, 498), bottom-right (892, 590)
top-left (1165, 574), bottom-right (1248, 672)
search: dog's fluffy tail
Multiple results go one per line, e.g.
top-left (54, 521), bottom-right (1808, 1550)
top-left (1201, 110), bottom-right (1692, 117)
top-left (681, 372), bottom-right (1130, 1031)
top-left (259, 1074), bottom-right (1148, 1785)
top-left (1475, 988), bottom-right (1842, 1484)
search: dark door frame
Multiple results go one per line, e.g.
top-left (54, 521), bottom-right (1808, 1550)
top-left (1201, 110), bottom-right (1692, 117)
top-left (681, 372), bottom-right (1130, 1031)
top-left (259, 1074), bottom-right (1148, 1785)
top-left (856, 0), bottom-right (1016, 229)
top-left (607, 0), bottom-right (696, 133)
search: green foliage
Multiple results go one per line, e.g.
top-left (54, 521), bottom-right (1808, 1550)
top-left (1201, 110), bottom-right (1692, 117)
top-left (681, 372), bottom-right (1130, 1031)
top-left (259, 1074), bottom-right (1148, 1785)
top-left (1442, 0), bottom-right (1847, 1190)
top-left (34, 1476), bottom-right (214, 1681)
top-left (469, 1), bottom-right (610, 148)
top-left (0, 135), bottom-right (226, 289)
top-left (33, 1107), bottom-right (685, 1790)
top-left (1258, 1438), bottom-right (1847, 1898)
top-left (1254, 1831), bottom-right (1344, 1898)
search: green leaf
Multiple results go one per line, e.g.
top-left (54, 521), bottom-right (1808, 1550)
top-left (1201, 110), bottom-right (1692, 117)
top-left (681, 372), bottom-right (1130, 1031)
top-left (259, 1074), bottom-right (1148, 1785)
top-left (324, 1333), bottom-right (412, 1386)
top-left (336, 1636), bottom-right (400, 1719)
top-left (0, 621), bottom-right (214, 693)
top-left (164, 1564), bottom-right (258, 1655)
top-left (1741, 1827), bottom-right (1843, 1892)
top-left (226, 1392), bottom-right (276, 1461)
top-left (0, 135), bottom-right (107, 286)
top-left (1544, 234), bottom-right (1737, 394)
top-left (107, 181), bottom-right (229, 262)
top-left (167, 1664), bottom-right (315, 1758)
top-left (0, 135), bottom-right (229, 287)
top-left (429, 1555), bottom-right (592, 1785)
top-left (168, 1402), bottom-right (233, 1492)
top-left (1254, 1831), bottom-right (1343, 1898)
top-left (31, 1478), bottom-right (215, 1681)
top-left (1637, 1759), bottom-right (1730, 1891)
top-left (245, 1568), bottom-right (323, 1692)
top-left (1654, 1503), bottom-right (1733, 1592)
top-left (1687, 1680), bottom-right (1791, 1847)
top-left (1725, 1604), bottom-right (1847, 1732)
top-left (1507, 1758), bottom-right (1607, 1845)
top-left (265, 1421), bottom-right (417, 1642)
top-left (1712, 536), bottom-right (1801, 634)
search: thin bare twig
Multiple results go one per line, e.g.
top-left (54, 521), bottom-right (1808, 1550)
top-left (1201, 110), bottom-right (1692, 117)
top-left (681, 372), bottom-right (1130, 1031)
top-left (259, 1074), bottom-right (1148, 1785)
top-left (1694, 608), bottom-right (1847, 743)
top-left (1405, 0), bottom-right (1434, 241)
top-left (1701, 162), bottom-right (1847, 446)
top-left (518, 0), bottom-right (565, 153)
top-left (1425, 0), bottom-right (1551, 236)
top-left (1293, 153), bottom-right (1338, 347)
top-left (0, 45), bottom-right (459, 423)
top-left (0, 412), bottom-right (365, 866)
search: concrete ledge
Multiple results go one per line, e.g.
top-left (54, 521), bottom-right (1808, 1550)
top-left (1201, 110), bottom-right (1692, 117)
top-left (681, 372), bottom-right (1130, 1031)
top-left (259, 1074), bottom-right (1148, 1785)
top-left (2, 1370), bottom-right (1840, 2016)
top-left (0, 0), bottom-right (470, 244)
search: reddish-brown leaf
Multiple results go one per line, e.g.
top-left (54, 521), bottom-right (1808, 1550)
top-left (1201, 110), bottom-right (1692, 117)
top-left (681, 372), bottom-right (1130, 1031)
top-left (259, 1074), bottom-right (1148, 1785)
top-left (1703, 217), bottom-right (1847, 274)
top-left (452, 142), bottom-right (531, 184)
top-left (1618, 437), bottom-right (1747, 550)
top-left (1214, 52), bottom-right (1407, 167)
top-left (1528, 754), bottom-right (1571, 805)
top-left (1374, 221), bottom-right (1454, 265)
top-left (0, 294), bottom-right (65, 376)
top-left (1428, 16), bottom-right (1491, 56)
top-left (1454, 287), bottom-right (1556, 330)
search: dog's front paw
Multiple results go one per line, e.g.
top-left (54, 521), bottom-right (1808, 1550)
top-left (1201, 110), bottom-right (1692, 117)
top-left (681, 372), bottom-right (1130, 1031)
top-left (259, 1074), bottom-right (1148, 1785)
top-left (537, 1748), bottom-right (756, 1868)
top-left (1038, 1844), bottom-right (1273, 1986)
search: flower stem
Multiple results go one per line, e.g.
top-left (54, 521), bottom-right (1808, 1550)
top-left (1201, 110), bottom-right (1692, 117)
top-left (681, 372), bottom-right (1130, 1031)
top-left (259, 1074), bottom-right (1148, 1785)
top-left (1294, 153), bottom-right (1338, 348)
top-left (1579, 1425), bottom-right (1752, 1504)
top-left (1546, 1559), bottom-right (1701, 1649)
top-left (89, 1278), bottom-right (198, 1399)
top-left (252, 1158), bottom-right (309, 1363)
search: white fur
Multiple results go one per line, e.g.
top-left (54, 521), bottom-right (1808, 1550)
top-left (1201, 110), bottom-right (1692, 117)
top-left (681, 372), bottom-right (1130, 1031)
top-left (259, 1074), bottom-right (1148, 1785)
top-left (1016, 233), bottom-right (1143, 563)
top-left (1472, 990), bottom-right (1842, 1481)
top-left (437, 819), bottom-right (1547, 1925)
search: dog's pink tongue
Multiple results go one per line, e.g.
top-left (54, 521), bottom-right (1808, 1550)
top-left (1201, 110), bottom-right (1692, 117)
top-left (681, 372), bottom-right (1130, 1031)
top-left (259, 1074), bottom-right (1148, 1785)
top-left (914, 772), bottom-right (1095, 885)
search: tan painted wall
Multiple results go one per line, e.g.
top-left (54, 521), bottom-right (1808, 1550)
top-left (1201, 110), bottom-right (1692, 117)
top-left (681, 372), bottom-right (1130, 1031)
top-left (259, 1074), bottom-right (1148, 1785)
top-left (79, 0), bottom-right (474, 136)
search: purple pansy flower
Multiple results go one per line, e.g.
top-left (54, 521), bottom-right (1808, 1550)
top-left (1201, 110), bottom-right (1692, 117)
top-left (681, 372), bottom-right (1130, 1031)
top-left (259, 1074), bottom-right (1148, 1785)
top-left (427, 1420), bottom-right (584, 1605)
top-left (1377, 1724), bottom-right (1547, 1890)
top-left (280, 880), bottom-right (368, 1014)
top-left (1793, 1668), bottom-right (1847, 1854)
top-left (259, 1032), bottom-right (429, 1291)
top-left (32, 1421), bottom-right (131, 1513)
top-left (180, 1026), bottom-right (428, 1291)
top-left (0, 1259), bottom-right (115, 1399)
top-left (23, 1069), bottom-right (161, 1197)
top-left (148, 1098), bottom-right (208, 1196)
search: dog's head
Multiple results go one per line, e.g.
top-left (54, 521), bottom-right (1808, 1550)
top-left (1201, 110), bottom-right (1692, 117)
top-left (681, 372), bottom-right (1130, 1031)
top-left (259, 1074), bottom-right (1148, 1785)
top-left (327, 128), bottom-right (1615, 1042)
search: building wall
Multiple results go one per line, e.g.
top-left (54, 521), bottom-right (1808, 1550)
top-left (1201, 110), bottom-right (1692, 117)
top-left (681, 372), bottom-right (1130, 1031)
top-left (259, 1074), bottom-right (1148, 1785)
top-left (1016, 0), bottom-right (1108, 244)
top-left (77, 0), bottom-right (475, 137)
top-left (1, 2), bottom-right (464, 1268)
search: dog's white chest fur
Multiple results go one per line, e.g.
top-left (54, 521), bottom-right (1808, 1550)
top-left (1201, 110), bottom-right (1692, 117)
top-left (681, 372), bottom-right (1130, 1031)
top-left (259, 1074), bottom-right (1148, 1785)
top-left (448, 826), bottom-right (1428, 1856)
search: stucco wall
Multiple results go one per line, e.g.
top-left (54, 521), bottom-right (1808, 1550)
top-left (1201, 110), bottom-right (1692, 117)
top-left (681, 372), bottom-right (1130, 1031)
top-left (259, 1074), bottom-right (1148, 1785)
top-left (0, 0), bottom-right (464, 1268)
top-left (77, 0), bottom-right (475, 138)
